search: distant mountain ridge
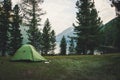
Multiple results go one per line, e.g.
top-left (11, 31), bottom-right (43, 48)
top-left (56, 27), bottom-right (74, 42)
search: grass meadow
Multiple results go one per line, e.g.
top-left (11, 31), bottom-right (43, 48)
top-left (0, 54), bottom-right (120, 80)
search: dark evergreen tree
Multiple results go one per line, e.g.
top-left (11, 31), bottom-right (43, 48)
top-left (20, 0), bottom-right (44, 25)
top-left (36, 29), bottom-right (43, 51)
top-left (107, 0), bottom-right (120, 52)
top-left (20, 0), bottom-right (44, 50)
top-left (0, 0), bottom-right (12, 56)
top-left (114, 17), bottom-right (120, 51)
top-left (73, 0), bottom-right (102, 55)
top-left (100, 18), bottom-right (120, 53)
top-left (68, 37), bottom-right (75, 54)
top-left (42, 18), bottom-right (51, 55)
top-left (50, 30), bottom-right (56, 54)
top-left (86, 2), bottom-right (103, 55)
top-left (9, 5), bottom-right (23, 55)
top-left (60, 36), bottom-right (67, 55)
top-left (0, 3), bottom-right (4, 54)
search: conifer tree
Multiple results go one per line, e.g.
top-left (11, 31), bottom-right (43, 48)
top-left (0, 0), bottom-right (12, 56)
top-left (68, 37), bottom-right (75, 54)
top-left (20, 0), bottom-right (44, 50)
top-left (36, 30), bottom-right (43, 51)
top-left (114, 17), bottom-right (120, 51)
top-left (9, 5), bottom-right (23, 55)
top-left (42, 18), bottom-right (51, 55)
top-left (60, 36), bottom-right (67, 55)
top-left (73, 0), bottom-right (102, 55)
top-left (0, 3), bottom-right (4, 53)
top-left (50, 30), bottom-right (56, 54)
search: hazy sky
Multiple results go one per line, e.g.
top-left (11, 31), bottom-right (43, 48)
top-left (11, 0), bottom-right (116, 35)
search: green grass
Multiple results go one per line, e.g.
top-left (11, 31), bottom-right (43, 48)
top-left (0, 54), bottom-right (120, 80)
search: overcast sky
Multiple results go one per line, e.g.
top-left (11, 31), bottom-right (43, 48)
top-left (10, 0), bottom-right (116, 35)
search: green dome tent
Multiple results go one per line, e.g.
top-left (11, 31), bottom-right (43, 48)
top-left (11, 44), bottom-right (46, 61)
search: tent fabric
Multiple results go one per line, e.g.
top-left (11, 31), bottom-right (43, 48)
top-left (11, 44), bottom-right (46, 61)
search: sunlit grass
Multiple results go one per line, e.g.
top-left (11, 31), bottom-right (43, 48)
top-left (0, 54), bottom-right (120, 80)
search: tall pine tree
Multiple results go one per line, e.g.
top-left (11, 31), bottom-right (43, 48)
top-left (114, 17), bottom-right (120, 51)
top-left (60, 36), bottom-right (67, 55)
top-left (9, 5), bottom-right (23, 55)
top-left (0, 3), bottom-right (4, 54)
top-left (42, 18), bottom-right (51, 55)
top-left (0, 0), bottom-right (12, 56)
top-left (68, 37), bottom-right (75, 54)
top-left (50, 30), bottom-right (56, 54)
top-left (20, 0), bottom-right (44, 50)
top-left (35, 29), bottom-right (43, 51)
top-left (73, 0), bottom-right (102, 55)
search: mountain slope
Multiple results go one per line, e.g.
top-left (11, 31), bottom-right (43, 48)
top-left (56, 27), bottom-right (74, 42)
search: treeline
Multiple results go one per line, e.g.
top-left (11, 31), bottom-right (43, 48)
top-left (0, 0), bottom-right (22, 56)
top-left (0, 0), bottom-right (120, 56)
top-left (0, 0), bottom-right (56, 56)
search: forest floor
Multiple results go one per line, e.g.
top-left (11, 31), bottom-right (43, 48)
top-left (0, 54), bottom-right (120, 80)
